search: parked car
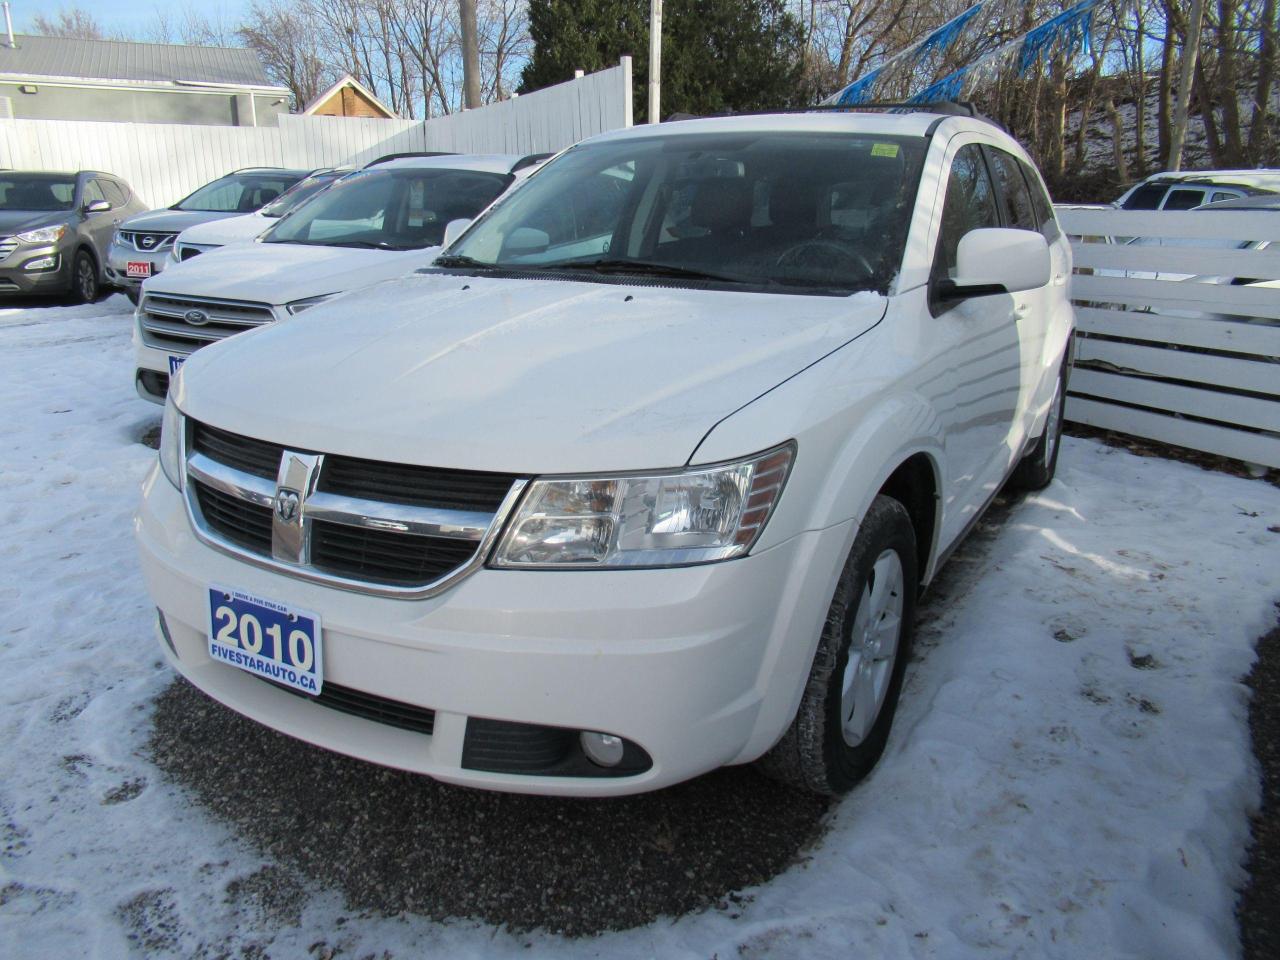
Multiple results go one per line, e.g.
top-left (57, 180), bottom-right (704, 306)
top-left (1113, 169), bottom-right (1280, 211)
top-left (136, 108), bottom-right (1074, 797)
top-left (0, 170), bottom-right (146, 301)
top-left (106, 167), bottom-right (312, 300)
top-left (169, 167), bottom-right (352, 263)
top-left (133, 154), bottom-right (543, 403)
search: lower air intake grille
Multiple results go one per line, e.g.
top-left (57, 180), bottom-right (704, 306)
top-left (193, 480), bottom-right (273, 554)
top-left (267, 678), bottom-right (436, 735)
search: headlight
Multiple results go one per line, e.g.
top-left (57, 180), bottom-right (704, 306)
top-left (159, 394), bottom-right (184, 489)
top-left (284, 293), bottom-right (338, 315)
top-left (16, 225), bottom-right (66, 245)
top-left (491, 444), bottom-right (794, 568)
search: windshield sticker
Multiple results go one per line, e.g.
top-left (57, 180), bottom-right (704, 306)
top-left (871, 143), bottom-right (900, 159)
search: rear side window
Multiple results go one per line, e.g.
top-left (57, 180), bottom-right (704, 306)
top-left (1017, 159), bottom-right (1060, 241)
top-left (935, 144), bottom-right (1000, 280)
top-left (1162, 188), bottom-right (1205, 211)
top-left (987, 148), bottom-right (1037, 231)
top-left (1122, 182), bottom-right (1169, 210)
top-left (1210, 190), bottom-right (1242, 204)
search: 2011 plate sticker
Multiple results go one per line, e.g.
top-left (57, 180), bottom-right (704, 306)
top-left (207, 585), bottom-right (323, 695)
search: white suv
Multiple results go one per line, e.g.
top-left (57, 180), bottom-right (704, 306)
top-left (136, 108), bottom-right (1074, 797)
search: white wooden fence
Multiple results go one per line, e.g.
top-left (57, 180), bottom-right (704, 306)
top-left (0, 60), bottom-right (633, 208)
top-left (1059, 206), bottom-right (1280, 468)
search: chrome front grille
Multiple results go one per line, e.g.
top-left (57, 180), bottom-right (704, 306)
top-left (118, 231), bottom-right (176, 253)
top-left (139, 292), bottom-right (276, 353)
top-left (0, 238), bottom-right (17, 261)
top-left (183, 420), bottom-right (526, 596)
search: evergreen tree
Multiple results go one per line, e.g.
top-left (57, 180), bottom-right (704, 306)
top-left (519, 0), bottom-right (806, 122)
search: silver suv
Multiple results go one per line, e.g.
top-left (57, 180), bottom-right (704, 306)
top-left (106, 167), bottom-right (310, 300)
top-left (0, 170), bottom-right (145, 302)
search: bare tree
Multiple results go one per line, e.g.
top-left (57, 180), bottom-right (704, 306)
top-left (239, 0), bottom-right (334, 109)
top-left (31, 8), bottom-right (104, 39)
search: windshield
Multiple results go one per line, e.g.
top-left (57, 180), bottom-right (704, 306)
top-left (261, 172), bottom-right (343, 218)
top-left (174, 173), bottom-right (303, 213)
top-left (263, 168), bottom-right (511, 250)
top-left (0, 175), bottom-right (76, 212)
top-left (443, 131), bottom-right (928, 295)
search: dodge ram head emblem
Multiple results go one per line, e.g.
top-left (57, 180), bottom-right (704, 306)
top-left (183, 309), bottom-right (210, 326)
top-left (274, 488), bottom-right (301, 523)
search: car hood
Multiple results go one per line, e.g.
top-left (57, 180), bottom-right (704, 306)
top-left (177, 273), bottom-right (887, 474)
top-left (120, 208), bottom-right (242, 233)
top-left (145, 242), bottom-right (440, 305)
top-left (0, 210), bottom-right (66, 234)
top-left (178, 213), bottom-right (272, 246)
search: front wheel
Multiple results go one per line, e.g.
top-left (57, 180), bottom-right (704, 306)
top-left (71, 250), bottom-right (99, 304)
top-left (756, 494), bottom-right (917, 796)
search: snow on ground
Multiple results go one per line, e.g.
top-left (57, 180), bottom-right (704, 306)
top-left (1, 299), bottom-right (1277, 959)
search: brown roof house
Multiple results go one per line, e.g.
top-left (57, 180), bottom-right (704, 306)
top-left (302, 75), bottom-right (398, 120)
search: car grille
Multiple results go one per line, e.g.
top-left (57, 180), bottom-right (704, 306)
top-left (118, 231), bottom-right (176, 253)
top-left (0, 238), bottom-right (17, 261)
top-left (176, 243), bottom-right (218, 261)
top-left (265, 678), bottom-right (436, 735)
top-left (193, 480), bottom-right (274, 554)
top-left (139, 292), bottom-right (276, 354)
top-left (185, 420), bottom-right (525, 594)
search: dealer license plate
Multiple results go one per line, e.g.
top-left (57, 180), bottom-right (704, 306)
top-left (207, 585), bottom-right (323, 695)
top-left (168, 355), bottom-right (185, 376)
top-left (126, 260), bottom-right (152, 278)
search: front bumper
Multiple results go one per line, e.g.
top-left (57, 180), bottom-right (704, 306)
top-left (135, 464), bottom-right (852, 796)
top-left (0, 245), bottom-right (70, 295)
top-left (106, 241), bottom-right (169, 290)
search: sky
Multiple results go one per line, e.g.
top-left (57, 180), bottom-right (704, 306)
top-left (13, 1), bottom-right (255, 44)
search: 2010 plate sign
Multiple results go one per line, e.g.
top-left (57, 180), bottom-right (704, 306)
top-left (206, 585), bottom-right (323, 695)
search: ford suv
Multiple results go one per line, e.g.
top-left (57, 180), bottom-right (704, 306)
top-left (132, 154), bottom-right (540, 403)
top-left (136, 107), bottom-right (1074, 796)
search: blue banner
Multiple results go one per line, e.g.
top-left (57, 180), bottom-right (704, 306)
top-left (1018, 0), bottom-right (1098, 74)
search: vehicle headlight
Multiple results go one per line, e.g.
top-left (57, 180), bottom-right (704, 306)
top-left (16, 225), bottom-right (66, 245)
top-left (284, 293), bottom-right (338, 315)
top-left (491, 444), bottom-right (794, 568)
top-left (159, 394), bottom-right (184, 489)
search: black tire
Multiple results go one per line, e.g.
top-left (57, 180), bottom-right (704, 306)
top-left (1009, 363), bottom-right (1067, 492)
top-left (71, 249), bottom-right (100, 304)
top-left (756, 494), bottom-right (918, 796)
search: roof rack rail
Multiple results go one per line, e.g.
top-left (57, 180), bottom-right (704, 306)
top-left (362, 151), bottom-right (457, 168)
top-left (229, 166), bottom-right (290, 173)
top-left (511, 152), bottom-right (553, 173)
top-left (665, 100), bottom-right (1000, 127)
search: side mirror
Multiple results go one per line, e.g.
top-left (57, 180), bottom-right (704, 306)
top-left (937, 228), bottom-right (1051, 301)
top-left (502, 227), bottom-right (550, 257)
top-left (442, 218), bottom-right (472, 248)
top-left (85, 199), bottom-right (111, 214)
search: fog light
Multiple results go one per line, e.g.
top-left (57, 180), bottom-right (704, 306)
top-left (23, 254), bottom-right (58, 271)
top-left (580, 731), bottom-right (625, 767)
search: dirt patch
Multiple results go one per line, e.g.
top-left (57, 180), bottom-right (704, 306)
top-left (1240, 610), bottom-right (1280, 960)
top-left (147, 680), bottom-right (832, 936)
top-left (1065, 424), bottom-right (1280, 488)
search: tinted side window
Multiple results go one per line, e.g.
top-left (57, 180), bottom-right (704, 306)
top-left (1017, 159), bottom-right (1060, 240)
top-left (1122, 182), bottom-right (1168, 210)
top-left (82, 179), bottom-right (107, 206)
top-left (99, 180), bottom-right (127, 206)
top-left (1162, 188), bottom-right (1204, 211)
top-left (935, 144), bottom-right (1000, 279)
top-left (988, 149), bottom-right (1036, 231)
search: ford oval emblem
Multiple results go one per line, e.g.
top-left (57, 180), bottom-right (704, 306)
top-left (184, 309), bottom-right (210, 326)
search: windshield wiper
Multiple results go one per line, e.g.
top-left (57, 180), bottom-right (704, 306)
top-left (547, 259), bottom-right (752, 284)
top-left (434, 253), bottom-right (494, 269)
